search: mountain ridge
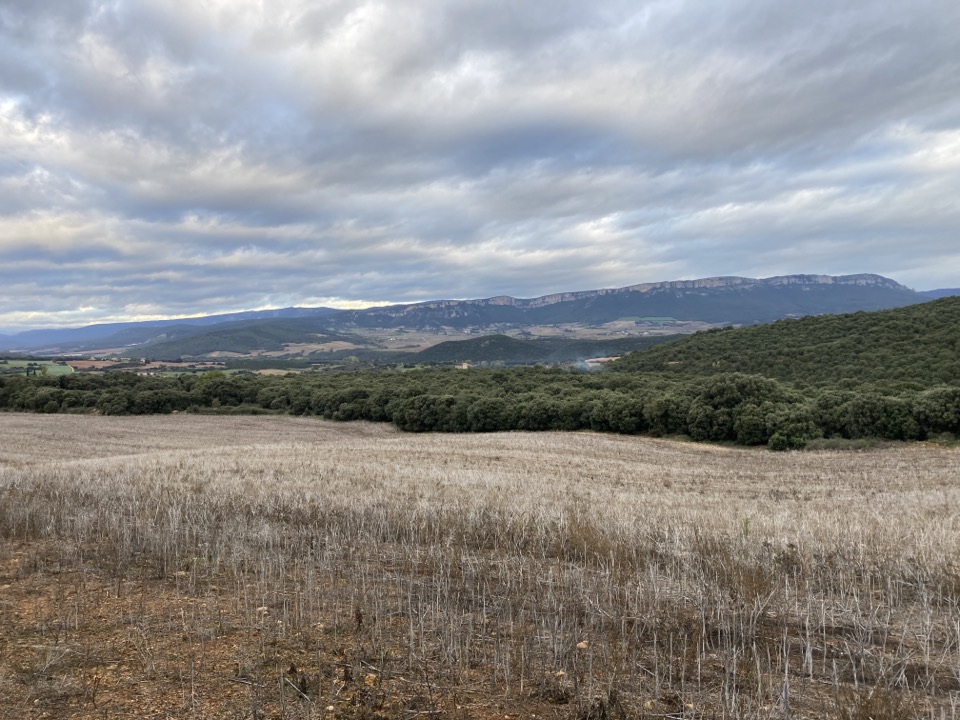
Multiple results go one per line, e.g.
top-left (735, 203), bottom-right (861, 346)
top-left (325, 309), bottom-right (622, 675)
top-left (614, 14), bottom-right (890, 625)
top-left (919, 288), bottom-right (960, 299)
top-left (345, 273), bottom-right (906, 314)
top-left (0, 306), bottom-right (339, 352)
top-left (1, 273), bottom-right (951, 356)
top-left (332, 273), bottom-right (921, 328)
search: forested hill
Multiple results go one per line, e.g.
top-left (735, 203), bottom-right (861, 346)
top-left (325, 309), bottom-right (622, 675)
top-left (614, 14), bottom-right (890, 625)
top-left (413, 333), bottom-right (676, 364)
top-left (614, 296), bottom-right (960, 388)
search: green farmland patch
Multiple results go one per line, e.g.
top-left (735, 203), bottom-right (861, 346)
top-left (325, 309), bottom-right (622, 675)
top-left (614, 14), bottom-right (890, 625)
top-left (0, 360), bottom-right (74, 376)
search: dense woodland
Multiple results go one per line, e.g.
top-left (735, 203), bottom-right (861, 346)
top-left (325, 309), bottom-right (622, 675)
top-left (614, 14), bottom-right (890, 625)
top-left (616, 296), bottom-right (960, 386)
top-left (2, 297), bottom-right (958, 449)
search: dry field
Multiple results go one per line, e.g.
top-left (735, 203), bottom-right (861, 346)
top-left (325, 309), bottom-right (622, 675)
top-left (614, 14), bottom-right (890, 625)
top-left (1, 414), bottom-right (959, 719)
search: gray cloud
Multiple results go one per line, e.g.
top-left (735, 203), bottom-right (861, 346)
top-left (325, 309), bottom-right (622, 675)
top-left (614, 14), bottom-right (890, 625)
top-left (1, 0), bottom-right (958, 331)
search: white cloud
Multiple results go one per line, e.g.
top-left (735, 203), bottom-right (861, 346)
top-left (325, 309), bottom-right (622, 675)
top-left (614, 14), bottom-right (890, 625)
top-left (0, 0), bottom-right (958, 330)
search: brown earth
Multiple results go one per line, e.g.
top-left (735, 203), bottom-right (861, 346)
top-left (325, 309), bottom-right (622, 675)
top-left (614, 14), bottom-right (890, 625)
top-left (2, 414), bottom-right (959, 719)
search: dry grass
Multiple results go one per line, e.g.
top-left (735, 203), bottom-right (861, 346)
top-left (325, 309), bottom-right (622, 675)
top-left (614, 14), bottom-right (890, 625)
top-left (1, 413), bottom-right (959, 718)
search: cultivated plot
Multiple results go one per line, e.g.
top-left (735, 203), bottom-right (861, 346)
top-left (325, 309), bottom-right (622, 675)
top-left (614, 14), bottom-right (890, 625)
top-left (1, 414), bottom-right (958, 718)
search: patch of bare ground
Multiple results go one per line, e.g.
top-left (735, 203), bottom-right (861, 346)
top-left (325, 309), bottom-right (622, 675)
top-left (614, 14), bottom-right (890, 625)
top-left (1, 413), bottom-right (959, 718)
top-left (270, 342), bottom-right (363, 356)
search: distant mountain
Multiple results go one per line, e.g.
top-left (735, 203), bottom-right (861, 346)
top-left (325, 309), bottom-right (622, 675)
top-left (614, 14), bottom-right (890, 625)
top-left (1, 273), bottom-right (936, 358)
top-left (121, 318), bottom-right (365, 360)
top-left (0, 307), bottom-right (338, 353)
top-left (334, 274), bottom-right (923, 329)
top-left (919, 288), bottom-right (960, 299)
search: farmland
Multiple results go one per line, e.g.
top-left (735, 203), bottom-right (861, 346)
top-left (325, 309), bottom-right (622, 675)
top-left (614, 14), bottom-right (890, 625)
top-left (0, 360), bottom-right (74, 377)
top-left (1, 414), bottom-right (959, 718)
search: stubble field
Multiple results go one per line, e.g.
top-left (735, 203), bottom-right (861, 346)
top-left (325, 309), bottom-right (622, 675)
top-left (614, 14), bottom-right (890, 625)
top-left (1, 414), bottom-right (959, 719)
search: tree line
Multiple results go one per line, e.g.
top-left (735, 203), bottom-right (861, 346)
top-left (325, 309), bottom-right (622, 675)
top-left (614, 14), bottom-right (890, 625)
top-left (1, 367), bottom-right (957, 449)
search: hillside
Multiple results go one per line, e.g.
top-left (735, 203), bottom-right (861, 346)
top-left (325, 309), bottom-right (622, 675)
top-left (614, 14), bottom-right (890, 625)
top-left (123, 318), bottom-right (365, 360)
top-left (414, 333), bottom-right (676, 364)
top-left (613, 296), bottom-right (960, 388)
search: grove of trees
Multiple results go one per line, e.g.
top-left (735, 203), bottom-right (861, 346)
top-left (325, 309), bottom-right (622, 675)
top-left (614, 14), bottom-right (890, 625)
top-left (1, 365), bottom-right (956, 449)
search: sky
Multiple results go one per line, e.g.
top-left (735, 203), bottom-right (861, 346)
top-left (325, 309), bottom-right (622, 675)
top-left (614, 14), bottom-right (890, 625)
top-left (1, 0), bottom-right (959, 333)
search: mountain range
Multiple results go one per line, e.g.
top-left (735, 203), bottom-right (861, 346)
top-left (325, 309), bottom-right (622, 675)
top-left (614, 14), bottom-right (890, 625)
top-left (331, 273), bottom-right (925, 328)
top-left (2, 273), bottom-right (956, 358)
top-left (0, 307), bottom-right (339, 353)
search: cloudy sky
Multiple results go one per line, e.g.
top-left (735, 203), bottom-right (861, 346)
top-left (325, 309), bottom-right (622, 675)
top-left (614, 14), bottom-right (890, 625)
top-left (1, 0), bottom-right (959, 332)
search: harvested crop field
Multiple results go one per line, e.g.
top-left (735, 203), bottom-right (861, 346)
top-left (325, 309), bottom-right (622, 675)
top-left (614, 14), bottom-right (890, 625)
top-left (1, 414), bottom-right (959, 718)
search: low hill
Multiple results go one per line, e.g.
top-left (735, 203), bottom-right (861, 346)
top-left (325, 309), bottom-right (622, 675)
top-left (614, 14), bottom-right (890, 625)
top-left (613, 296), bottom-right (960, 388)
top-left (123, 318), bottom-right (365, 360)
top-left (414, 334), bottom-right (677, 364)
